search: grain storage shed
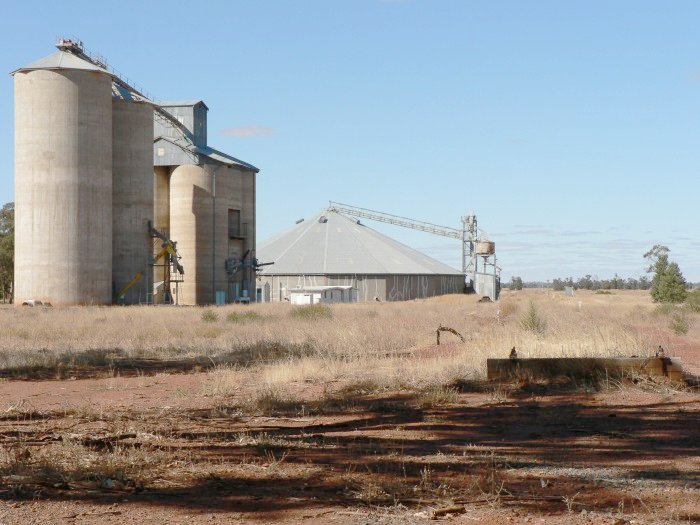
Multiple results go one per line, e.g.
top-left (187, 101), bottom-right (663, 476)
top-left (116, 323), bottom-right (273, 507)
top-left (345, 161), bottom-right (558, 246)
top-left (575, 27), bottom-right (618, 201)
top-left (256, 211), bottom-right (464, 302)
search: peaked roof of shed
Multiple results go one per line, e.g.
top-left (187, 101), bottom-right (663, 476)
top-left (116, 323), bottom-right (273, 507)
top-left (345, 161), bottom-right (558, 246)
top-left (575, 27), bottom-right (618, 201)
top-left (258, 211), bottom-right (462, 276)
top-left (160, 100), bottom-right (209, 110)
top-left (12, 50), bottom-right (110, 75)
top-left (153, 136), bottom-right (260, 172)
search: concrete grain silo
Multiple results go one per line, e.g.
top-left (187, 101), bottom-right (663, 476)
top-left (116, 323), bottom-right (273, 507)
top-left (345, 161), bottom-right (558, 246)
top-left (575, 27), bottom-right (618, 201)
top-left (169, 164), bottom-right (213, 305)
top-left (155, 101), bottom-right (259, 305)
top-left (153, 166), bottom-right (171, 234)
top-left (12, 42), bottom-right (260, 306)
top-left (112, 90), bottom-right (154, 304)
top-left (12, 52), bottom-right (113, 305)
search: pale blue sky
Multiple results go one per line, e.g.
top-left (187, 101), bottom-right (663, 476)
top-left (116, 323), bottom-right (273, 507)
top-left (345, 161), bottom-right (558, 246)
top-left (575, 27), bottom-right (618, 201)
top-left (1, 1), bottom-right (698, 281)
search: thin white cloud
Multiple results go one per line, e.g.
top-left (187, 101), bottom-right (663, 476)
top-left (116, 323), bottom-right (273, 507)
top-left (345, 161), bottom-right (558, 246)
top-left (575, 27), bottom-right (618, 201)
top-left (219, 125), bottom-right (275, 138)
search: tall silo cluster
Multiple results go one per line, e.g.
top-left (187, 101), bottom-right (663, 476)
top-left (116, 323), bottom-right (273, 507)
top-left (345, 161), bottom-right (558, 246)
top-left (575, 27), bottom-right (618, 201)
top-left (12, 50), bottom-right (153, 305)
top-left (12, 42), bottom-right (260, 306)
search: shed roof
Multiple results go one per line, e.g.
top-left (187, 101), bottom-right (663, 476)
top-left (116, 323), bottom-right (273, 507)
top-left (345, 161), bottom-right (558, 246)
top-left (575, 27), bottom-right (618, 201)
top-left (153, 136), bottom-right (259, 172)
top-left (196, 146), bottom-right (259, 172)
top-left (159, 100), bottom-right (209, 110)
top-left (11, 50), bottom-right (110, 76)
top-left (257, 211), bottom-right (462, 276)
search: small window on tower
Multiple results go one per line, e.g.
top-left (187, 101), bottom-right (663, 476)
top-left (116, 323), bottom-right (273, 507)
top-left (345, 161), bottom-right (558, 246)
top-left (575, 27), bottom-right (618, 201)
top-left (157, 147), bottom-right (165, 157)
top-left (228, 209), bottom-right (241, 238)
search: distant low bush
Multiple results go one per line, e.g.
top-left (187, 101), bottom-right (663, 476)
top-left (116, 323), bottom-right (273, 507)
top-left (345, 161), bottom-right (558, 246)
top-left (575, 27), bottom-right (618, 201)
top-left (201, 309), bottom-right (219, 322)
top-left (519, 301), bottom-right (546, 334)
top-left (226, 311), bottom-right (262, 323)
top-left (686, 289), bottom-right (700, 313)
top-left (670, 312), bottom-right (691, 335)
top-left (289, 304), bottom-right (333, 320)
top-left (595, 290), bottom-right (613, 295)
top-left (652, 303), bottom-right (678, 316)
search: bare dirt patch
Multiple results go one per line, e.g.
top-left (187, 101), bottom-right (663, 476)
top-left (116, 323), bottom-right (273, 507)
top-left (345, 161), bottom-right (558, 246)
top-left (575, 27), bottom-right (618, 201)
top-left (0, 372), bottom-right (698, 524)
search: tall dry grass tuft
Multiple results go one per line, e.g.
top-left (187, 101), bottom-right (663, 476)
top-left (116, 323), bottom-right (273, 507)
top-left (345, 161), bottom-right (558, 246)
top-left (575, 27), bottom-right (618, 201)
top-left (289, 304), bottom-right (333, 320)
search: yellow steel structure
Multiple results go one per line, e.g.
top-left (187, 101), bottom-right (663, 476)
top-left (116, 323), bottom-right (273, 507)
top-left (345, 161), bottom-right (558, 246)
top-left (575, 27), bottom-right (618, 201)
top-left (115, 241), bottom-right (183, 303)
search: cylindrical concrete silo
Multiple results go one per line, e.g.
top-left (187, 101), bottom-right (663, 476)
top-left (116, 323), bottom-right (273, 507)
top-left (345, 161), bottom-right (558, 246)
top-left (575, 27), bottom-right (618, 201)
top-left (153, 166), bottom-right (171, 233)
top-left (14, 66), bottom-right (113, 305)
top-left (112, 99), bottom-right (154, 304)
top-left (169, 164), bottom-right (214, 305)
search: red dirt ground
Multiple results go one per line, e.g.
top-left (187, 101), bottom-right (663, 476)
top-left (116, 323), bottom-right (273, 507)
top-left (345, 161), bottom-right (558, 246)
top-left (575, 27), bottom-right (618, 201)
top-left (0, 370), bottom-right (698, 524)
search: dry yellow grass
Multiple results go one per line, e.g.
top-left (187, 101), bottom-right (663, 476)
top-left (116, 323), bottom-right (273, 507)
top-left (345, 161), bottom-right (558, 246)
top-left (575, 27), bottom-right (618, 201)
top-left (0, 290), bottom-right (695, 391)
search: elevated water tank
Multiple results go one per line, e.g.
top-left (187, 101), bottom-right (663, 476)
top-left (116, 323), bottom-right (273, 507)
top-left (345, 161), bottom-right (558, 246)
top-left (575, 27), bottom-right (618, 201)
top-left (14, 63), bottom-right (113, 305)
top-left (475, 240), bottom-right (495, 256)
top-left (112, 99), bottom-right (154, 304)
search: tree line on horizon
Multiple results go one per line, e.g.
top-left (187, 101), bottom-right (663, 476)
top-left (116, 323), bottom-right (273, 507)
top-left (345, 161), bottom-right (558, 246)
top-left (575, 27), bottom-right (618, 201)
top-left (507, 245), bottom-right (693, 304)
top-left (507, 275), bottom-right (653, 291)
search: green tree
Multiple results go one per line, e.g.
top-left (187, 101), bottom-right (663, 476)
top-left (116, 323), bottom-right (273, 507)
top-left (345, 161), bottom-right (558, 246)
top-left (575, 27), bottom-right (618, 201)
top-left (0, 202), bottom-right (14, 303)
top-left (510, 276), bottom-right (523, 290)
top-left (644, 244), bottom-right (687, 303)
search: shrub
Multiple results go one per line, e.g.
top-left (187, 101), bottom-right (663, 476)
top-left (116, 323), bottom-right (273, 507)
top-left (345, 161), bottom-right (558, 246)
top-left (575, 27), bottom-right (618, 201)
top-left (226, 311), bottom-right (262, 323)
top-left (289, 304), bottom-right (332, 320)
top-left (201, 309), bottom-right (219, 322)
top-left (416, 386), bottom-right (459, 408)
top-left (519, 301), bottom-right (546, 334)
top-left (686, 289), bottom-right (700, 313)
top-left (669, 312), bottom-right (691, 335)
top-left (653, 303), bottom-right (679, 316)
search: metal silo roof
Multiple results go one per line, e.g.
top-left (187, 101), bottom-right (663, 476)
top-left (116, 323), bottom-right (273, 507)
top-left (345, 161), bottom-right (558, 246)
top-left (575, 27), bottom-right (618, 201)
top-left (258, 211), bottom-right (462, 276)
top-left (11, 51), bottom-right (110, 75)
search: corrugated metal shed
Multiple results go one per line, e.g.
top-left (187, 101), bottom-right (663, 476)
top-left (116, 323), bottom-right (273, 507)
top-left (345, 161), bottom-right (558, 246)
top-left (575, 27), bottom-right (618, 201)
top-left (258, 211), bottom-right (462, 276)
top-left (153, 137), bottom-right (259, 171)
top-left (153, 100), bottom-right (258, 172)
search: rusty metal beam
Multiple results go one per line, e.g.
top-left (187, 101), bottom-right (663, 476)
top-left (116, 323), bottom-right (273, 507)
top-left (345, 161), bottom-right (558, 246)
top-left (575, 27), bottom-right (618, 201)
top-left (486, 357), bottom-right (685, 382)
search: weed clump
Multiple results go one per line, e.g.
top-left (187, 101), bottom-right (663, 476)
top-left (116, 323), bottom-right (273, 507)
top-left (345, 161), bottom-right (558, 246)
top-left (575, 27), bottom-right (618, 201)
top-left (519, 301), bottom-right (546, 334)
top-left (670, 312), bottom-right (691, 335)
top-left (686, 288), bottom-right (700, 313)
top-left (243, 387), bottom-right (294, 415)
top-left (416, 385), bottom-right (459, 408)
top-left (201, 309), bottom-right (219, 322)
top-left (289, 304), bottom-right (332, 320)
top-left (226, 311), bottom-right (262, 323)
top-left (653, 303), bottom-right (678, 316)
